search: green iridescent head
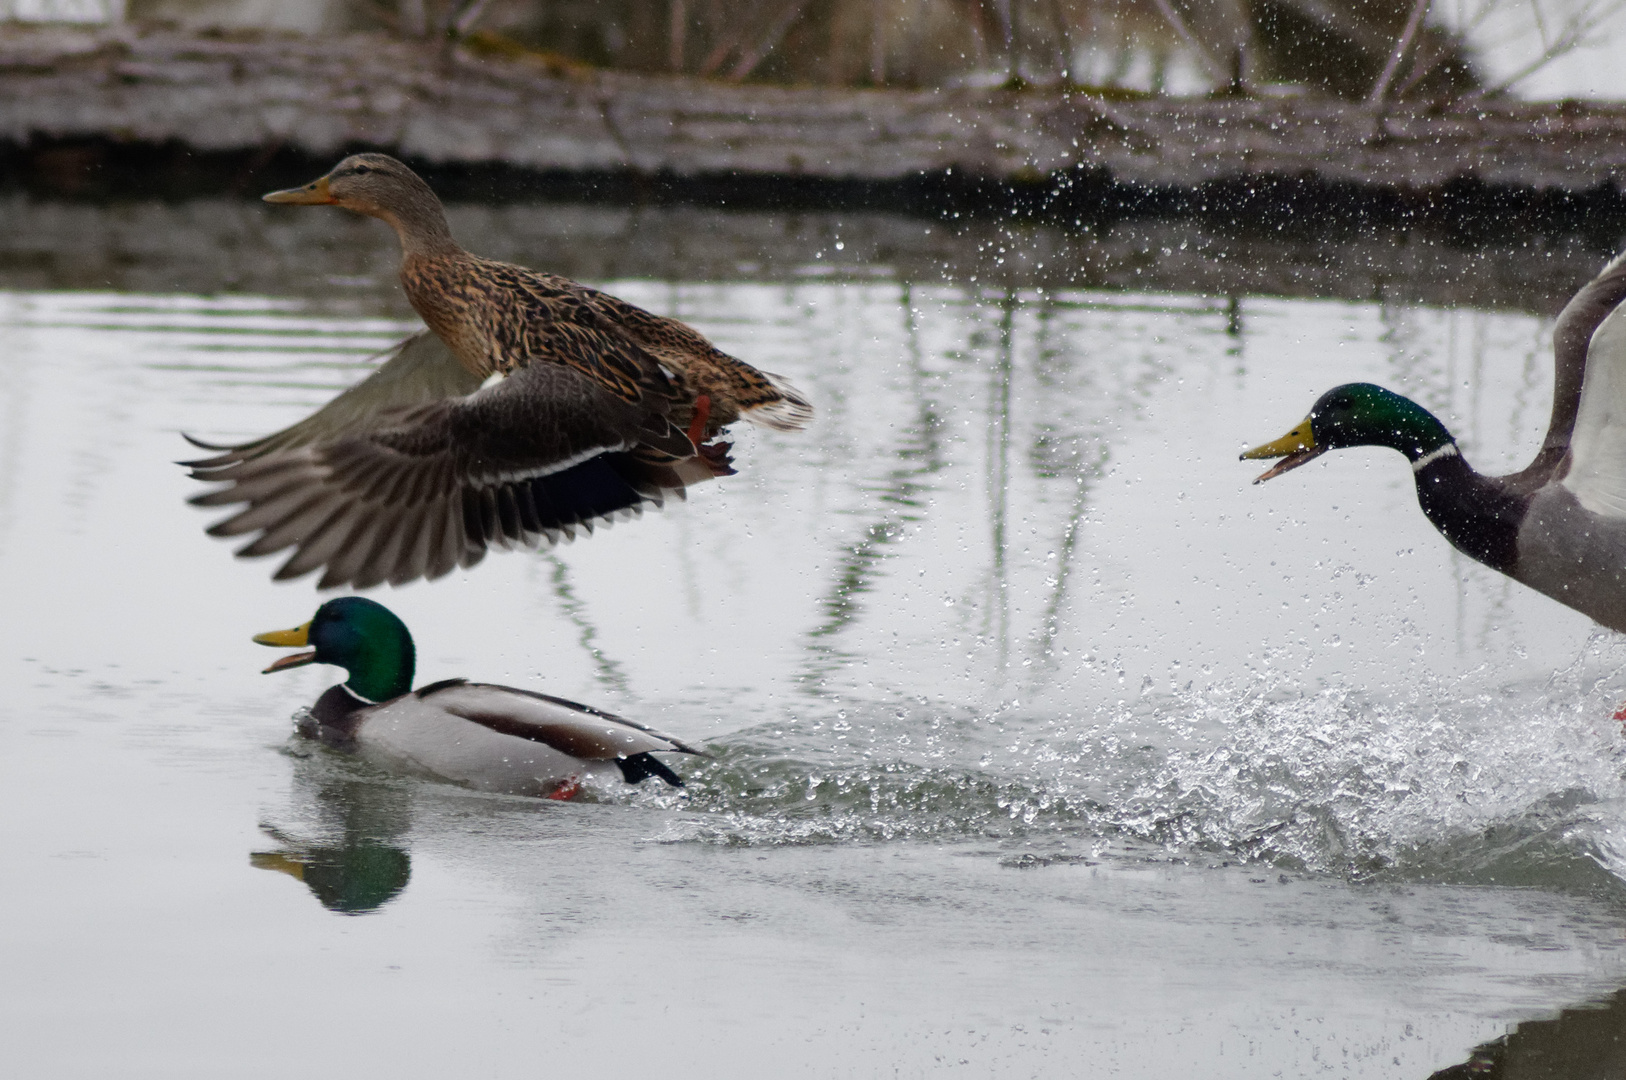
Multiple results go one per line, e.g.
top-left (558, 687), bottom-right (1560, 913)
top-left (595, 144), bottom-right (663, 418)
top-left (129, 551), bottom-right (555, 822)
top-left (253, 597), bottom-right (416, 702)
top-left (1241, 382), bottom-right (1456, 483)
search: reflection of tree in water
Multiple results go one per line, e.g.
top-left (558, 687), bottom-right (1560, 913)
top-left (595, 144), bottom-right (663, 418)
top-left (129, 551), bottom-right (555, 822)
top-left (801, 282), bottom-right (946, 693)
top-left (801, 285), bottom-right (1186, 696)
top-left (1429, 985), bottom-right (1626, 1078)
top-left (1025, 295), bottom-right (1110, 680)
top-left (543, 552), bottom-right (631, 696)
top-left (984, 292), bottom-right (1015, 674)
top-left (252, 758), bottom-right (414, 916)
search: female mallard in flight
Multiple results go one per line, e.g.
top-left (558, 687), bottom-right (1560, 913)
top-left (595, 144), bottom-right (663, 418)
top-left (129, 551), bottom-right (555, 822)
top-left (255, 596), bottom-right (703, 798)
top-left (1243, 251), bottom-right (1626, 633)
top-left (187, 153), bottom-right (812, 589)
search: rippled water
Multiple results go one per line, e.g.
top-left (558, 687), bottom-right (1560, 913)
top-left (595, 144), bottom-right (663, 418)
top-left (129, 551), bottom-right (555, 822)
top-left (7, 204), bottom-right (1626, 1076)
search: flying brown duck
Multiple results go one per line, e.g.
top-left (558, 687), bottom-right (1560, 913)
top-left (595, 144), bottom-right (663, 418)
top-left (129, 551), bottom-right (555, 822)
top-left (1243, 251), bottom-right (1626, 634)
top-left (186, 153), bottom-right (812, 589)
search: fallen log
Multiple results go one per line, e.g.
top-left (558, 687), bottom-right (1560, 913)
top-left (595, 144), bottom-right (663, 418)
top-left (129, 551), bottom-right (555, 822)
top-left (3, 23), bottom-right (1626, 208)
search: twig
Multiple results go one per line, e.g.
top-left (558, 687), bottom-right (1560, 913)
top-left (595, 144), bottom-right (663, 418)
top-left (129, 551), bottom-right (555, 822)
top-left (1460, 0), bottom-right (1623, 101)
top-left (726, 0), bottom-right (809, 81)
top-left (399, 0), bottom-right (428, 39)
top-left (1147, 0), bottom-right (1228, 84)
top-left (1391, 32), bottom-right (1451, 98)
top-left (670, 0), bottom-right (687, 72)
top-left (1368, 0), bottom-right (1431, 105)
top-left (452, 0), bottom-right (495, 36)
top-left (1045, 0), bottom-right (1074, 82)
top-left (698, 12), bottom-right (750, 76)
top-left (435, 0), bottom-right (491, 66)
top-left (870, 0), bottom-right (886, 86)
top-left (361, 0), bottom-right (401, 33)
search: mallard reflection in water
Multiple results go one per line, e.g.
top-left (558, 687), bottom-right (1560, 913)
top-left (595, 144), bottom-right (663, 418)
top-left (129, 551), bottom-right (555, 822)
top-left (251, 764), bottom-right (415, 916)
top-left (252, 828), bottom-right (412, 916)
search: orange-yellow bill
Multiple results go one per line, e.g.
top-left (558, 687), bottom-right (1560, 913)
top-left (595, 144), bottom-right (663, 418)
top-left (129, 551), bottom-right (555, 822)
top-left (1240, 417), bottom-right (1326, 484)
top-left (253, 621), bottom-right (316, 673)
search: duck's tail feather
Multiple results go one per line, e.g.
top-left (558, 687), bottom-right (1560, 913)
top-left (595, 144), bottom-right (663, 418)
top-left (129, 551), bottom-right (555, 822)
top-left (742, 371), bottom-right (814, 432)
top-left (616, 752), bottom-right (685, 787)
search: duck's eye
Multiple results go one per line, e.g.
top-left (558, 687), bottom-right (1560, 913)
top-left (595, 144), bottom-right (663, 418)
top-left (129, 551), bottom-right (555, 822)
top-left (353, 165), bottom-right (371, 175)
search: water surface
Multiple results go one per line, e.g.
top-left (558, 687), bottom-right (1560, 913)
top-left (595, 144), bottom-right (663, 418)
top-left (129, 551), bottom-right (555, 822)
top-left (5, 202), bottom-right (1626, 1077)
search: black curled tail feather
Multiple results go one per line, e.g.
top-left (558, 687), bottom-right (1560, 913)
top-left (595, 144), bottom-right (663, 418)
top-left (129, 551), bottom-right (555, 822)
top-left (616, 752), bottom-right (684, 787)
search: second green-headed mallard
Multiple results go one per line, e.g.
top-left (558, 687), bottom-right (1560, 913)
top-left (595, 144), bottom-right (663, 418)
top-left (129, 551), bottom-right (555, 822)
top-left (1243, 251), bottom-right (1626, 633)
top-left (255, 597), bottom-right (702, 798)
top-left (187, 153), bottom-right (812, 589)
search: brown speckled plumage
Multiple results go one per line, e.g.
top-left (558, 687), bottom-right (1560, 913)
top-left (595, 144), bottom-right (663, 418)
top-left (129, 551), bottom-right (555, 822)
top-left (183, 153), bottom-right (811, 589)
top-left (347, 151), bottom-right (810, 436)
top-left (400, 253), bottom-right (806, 434)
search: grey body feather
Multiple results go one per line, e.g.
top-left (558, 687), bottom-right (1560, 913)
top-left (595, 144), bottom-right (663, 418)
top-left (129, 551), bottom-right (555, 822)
top-left (337, 681), bottom-right (702, 797)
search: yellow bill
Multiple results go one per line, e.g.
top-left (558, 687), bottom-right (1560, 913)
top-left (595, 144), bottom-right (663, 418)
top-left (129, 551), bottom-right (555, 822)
top-left (250, 852), bottom-right (307, 880)
top-left (253, 620), bottom-right (316, 673)
top-left (1240, 417), bottom-right (1326, 484)
top-left (262, 175), bottom-right (335, 205)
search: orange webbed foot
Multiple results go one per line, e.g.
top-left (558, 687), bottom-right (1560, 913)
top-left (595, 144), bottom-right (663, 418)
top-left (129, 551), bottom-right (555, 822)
top-left (546, 776), bottom-right (583, 801)
top-left (686, 394), bottom-right (712, 447)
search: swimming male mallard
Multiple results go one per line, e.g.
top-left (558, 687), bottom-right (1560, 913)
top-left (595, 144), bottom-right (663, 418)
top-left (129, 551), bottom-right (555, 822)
top-left (1243, 251), bottom-right (1626, 633)
top-left (256, 596), bottom-right (703, 798)
top-left (187, 153), bottom-right (812, 589)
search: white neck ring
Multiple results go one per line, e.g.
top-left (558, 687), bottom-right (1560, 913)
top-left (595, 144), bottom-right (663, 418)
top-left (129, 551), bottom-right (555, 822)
top-left (1411, 442), bottom-right (1460, 472)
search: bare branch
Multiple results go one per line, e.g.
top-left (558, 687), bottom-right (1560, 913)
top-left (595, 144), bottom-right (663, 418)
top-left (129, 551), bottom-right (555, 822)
top-left (1146, 0), bottom-right (1228, 84)
top-left (1368, 0), bottom-right (1431, 105)
top-left (399, 0), bottom-right (427, 39)
top-left (670, 0), bottom-right (687, 72)
top-left (452, 0), bottom-right (496, 36)
top-left (1528, 0), bottom-right (1552, 49)
top-left (1462, 0), bottom-right (1626, 100)
top-left (1392, 34), bottom-right (1450, 97)
top-left (360, 0), bottom-right (402, 33)
top-left (727, 0), bottom-right (811, 81)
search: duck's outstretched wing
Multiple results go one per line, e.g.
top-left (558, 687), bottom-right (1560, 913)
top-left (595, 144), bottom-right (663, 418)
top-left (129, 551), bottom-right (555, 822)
top-left (1559, 300), bottom-right (1626, 519)
top-left (182, 330), bottom-right (484, 462)
top-left (186, 350), bottom-right (723, 590)
top-left (419, 680), bottom-right (704, 786)
top-left (1509, 251), bottom-right (1626, 490)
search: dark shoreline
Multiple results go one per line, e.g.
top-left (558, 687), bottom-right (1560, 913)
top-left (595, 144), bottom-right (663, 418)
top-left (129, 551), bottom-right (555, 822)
top-left (8, 135), bottom-right (1626, 254)
top-left (1, 185), bottom-right (1616, 318)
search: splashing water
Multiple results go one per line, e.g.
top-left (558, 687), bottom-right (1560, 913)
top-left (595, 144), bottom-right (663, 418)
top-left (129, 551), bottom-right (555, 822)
top-left (642, 637), bottom-right (1626, 902)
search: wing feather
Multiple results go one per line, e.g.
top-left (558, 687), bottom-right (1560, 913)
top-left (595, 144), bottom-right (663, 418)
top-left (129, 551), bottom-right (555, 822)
top-left (181, 330), bottom-right (483, 466)
top-left (1502, 251), bottom-right (1626, 492)
top-left (421, 683), bottom-right (704, 759)
top-left (188, 351), bottom-right (720, 589)
top-left (1561, 302), bottom-right (1626, 520)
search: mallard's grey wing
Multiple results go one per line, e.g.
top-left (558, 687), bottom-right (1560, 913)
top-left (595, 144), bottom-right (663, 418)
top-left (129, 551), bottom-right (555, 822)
top-left (1511, 252), bottom-right (1626, 488)
top-left (1560, 302), bottom-right (1626, 520)
top-left (182, 331), bottom-right (483, 465)
top-left (422, 682), bottom-right (705, 758)
top-left (189, 362), bottom-right (715, 590)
